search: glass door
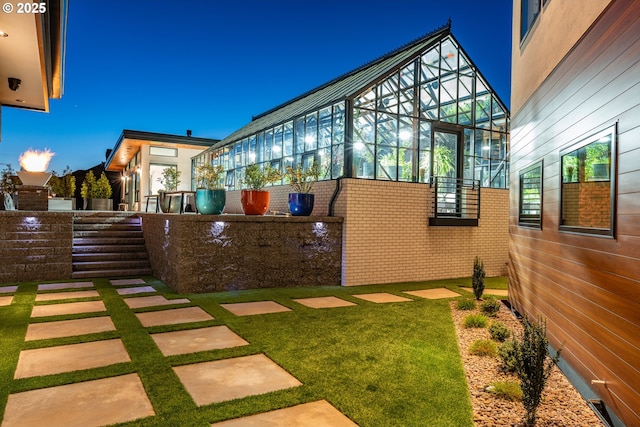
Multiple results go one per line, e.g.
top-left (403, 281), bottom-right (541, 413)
top-left (433, 129), bottom-right (460, 215)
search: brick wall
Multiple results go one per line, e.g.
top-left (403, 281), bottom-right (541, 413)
top-left (141, 214), bottom-right (342, 293)
top-left (0, 211), bottom-right (73, 284)
top-left (332, 179), bottom-right (509, 286)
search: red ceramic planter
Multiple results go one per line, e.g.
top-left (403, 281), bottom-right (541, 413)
top-left (241, 190), bottom-right (270, 215)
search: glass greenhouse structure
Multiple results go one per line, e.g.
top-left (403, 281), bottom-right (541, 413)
top-left (193, 23), bottom-right (509, 191)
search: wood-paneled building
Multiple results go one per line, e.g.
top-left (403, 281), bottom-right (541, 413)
top-left (509, 1), bottom-right (640, 426)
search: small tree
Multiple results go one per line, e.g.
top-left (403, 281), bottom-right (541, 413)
top-left (195, 164), bottom-right (224, 189)
top-left (1, 163), bottom-right (17, 194)
top-left (80, 170), bottom-right (97, 199)
top-left (472, 256), bottom-right (486, 300)
top-left (283, 162), bottom-right (320, 193)
top-left (241, 163), bottom-right (281, 190)
top-left (158, 167), bottom-right (181, 192)
top-left (50, 166), bottom-right (76, 197)
top-left (95, 172), bottom-right (112, 199)
top-left (513, 317), bottom-right (561, 426)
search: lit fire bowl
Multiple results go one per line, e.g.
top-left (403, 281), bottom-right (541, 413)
top-left (17, 171), bottom-right (52, 187)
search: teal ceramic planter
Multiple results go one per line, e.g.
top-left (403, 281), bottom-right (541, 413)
top-left (195, 189), bottom-right (226, 214)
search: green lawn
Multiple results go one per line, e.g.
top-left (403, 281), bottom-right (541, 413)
top-left (0, 276), bottom-right (507, 426)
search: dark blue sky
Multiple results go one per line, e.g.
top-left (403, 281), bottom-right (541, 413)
top-left (1, 0), bottom-right (512, 173)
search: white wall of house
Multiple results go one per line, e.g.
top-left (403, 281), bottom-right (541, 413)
top-left (135, 145), bottom-right (205, 211)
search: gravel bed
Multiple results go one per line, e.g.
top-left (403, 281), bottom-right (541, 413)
top-left (450, 300), bottom-right (605, 426)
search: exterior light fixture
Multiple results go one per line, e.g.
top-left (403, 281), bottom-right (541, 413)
top-left (354, 141), bottom-right (365, 151)
top-left (0, 31), bottom-right (8, 37)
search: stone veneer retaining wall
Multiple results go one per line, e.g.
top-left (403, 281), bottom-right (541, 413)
top-left (0, 211), bottom-right (73, 284)
top-left (140, 214), bottom-right (342, 293)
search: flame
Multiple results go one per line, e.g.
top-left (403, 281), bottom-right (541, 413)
top-left (19, 149), bottom-right (54, 172)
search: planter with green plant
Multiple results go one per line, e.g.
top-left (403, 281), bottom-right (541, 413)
top-left (284, 161), bottom-right (319, 216)
top-left (48, 166), bottom-right (77, 210)
top-left (1, 164), bottom-right (18, 210)
top-left (240, 163), bottom-right (281, 215)
top-left (81, 171), bottom-right (113, 210)
top-left (157, 166), bottom-right (181, 213)
top-left (195, 164), bottom-right (225, 215)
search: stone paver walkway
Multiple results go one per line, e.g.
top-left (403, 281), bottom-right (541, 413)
top-left (35, 290), bottom-right (100, 301)
top-left (38, 282), bottom-right (94, 291)
top-left (353, 292), bottom-right (413, 303)
top-left (1, 277), bottom-right (475, 426)
top-left (293, 296), bottom-right (357, 308)
top-left (151, 326), bottom-right (249, 356)
top-left (110, 278), bottom-right (146, 286)
top-left (124, 295), bottom-right (190, 309)
top-left (173, 354), bottom-right (302, 406)
top-left (116, 285), bottom-right (156, 295)
top-left (404, 288), bottom-right (461, 299)
top-left (31, 300), bottom-right (106, 317)
top-left (14, 339), bottom-right (130, 378)
top-left (136, 306), bottom-right (213, 327)
top-left (221, 301), bottom-right (291, 316)
top-left (2, 374), bottom-right (154, 427)
top-left (210, 400), bottom-right (359, 427)
top-left (25, 316), bottom-right (116, 341)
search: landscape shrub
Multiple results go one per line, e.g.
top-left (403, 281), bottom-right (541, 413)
top-left (512, 317), bottom-right (561, 426)
top-left (488, 380), bottom-right (522, 401)
top-left (472, 256), bottom-right (485, 300)
top-left (456, 298), bottom-right (476, 310)
top-left (480, 296), bottom-right (501, 317)
top-left (498, 340), bottom-right (518, 373)
top-left (469, 339), bottom-right (498, 357)
top-left (489, 321), bottom-right (511, 342)
top-left (463, 314), bottom-right (488, 328)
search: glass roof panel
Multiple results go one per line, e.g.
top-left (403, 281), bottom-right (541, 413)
top-left (421, 46), bottom-right (440, 82)
top-left (400, 62), bottom-right (415, 88)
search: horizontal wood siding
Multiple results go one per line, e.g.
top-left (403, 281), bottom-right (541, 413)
top-left (510, 0), bottom-right (640, 425)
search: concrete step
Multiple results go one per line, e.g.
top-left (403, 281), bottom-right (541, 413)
top-left (73, 237), bottom-right (146, 246)
top-left (73, 214), bottom-right (141, 223)
top-left (71, 268), bottom-right (153, 279)
top-left (73, 244), bottom-right (148, 254)
top-left (73, 252), bottom-right (150, 262)
top-left (72, 260), bottom-right (152, 271)
top-left (73, 223), bottom-right (142, 232)
top-left (73, 230), bottom-right (144, 238)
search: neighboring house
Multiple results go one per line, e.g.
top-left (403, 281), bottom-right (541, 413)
top-left (105, 130), bottom-right (219, 211)
top-left (0, 0), bottom-right (68, 138)
top-left (193, 22), bottom-right (511, 286)
top-left (510, 1), bottom-right (639, 426)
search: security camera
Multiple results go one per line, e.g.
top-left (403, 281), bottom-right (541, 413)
top-left (8, 77), bottom-right (21, 91)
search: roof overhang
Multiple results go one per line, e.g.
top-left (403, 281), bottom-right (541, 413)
top-left (105, 130), bottom-right (220, 171)
top-left (0, 0), bottom-right (68, 112)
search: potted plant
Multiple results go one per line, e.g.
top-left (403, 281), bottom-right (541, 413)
top-left (0, 163), bottom-right (17, 210)
top-left (195, 164), bottom-right (226, 215)
top-left (284, 161), bottom-right (320, 216)
top-left (81, 171), bottom-right (113, 210)
top-left (48, 166), bottom-right (77, 210)
top-left (240, 163), bottom-right (281, 215)
top-left (157, 166), bottom-right (181, 213)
